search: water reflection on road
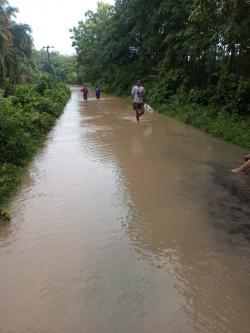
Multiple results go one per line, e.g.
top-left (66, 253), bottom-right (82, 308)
top-left (0, 87), bottom-right (249, 333)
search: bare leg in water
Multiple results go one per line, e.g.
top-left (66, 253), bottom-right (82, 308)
top-left (135, 106), bottom-right (144, 121)
top-left (231, 155), bottom-right (250, 173)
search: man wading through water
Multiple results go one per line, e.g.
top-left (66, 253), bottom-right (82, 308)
top-left (80, 85), bottom-right (89, 100)
top-left (131, 80), bottom-right (146, 121)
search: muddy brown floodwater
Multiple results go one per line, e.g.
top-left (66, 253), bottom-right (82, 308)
top-left (0, 87), bottom-right (250, 333)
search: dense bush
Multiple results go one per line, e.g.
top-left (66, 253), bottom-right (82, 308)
top-left (148, 69), bottom-right (188, 104)
top-left (210, 75), bottom-right (250, 116)
top-left (0, 80), bottom-right (70, 215)
top-left (0, 164), bottom-right (21, 207)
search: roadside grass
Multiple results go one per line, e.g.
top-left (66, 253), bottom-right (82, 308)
top-left (157, 99), bottom-right (250, 149)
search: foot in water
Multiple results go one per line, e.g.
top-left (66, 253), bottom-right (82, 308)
top-left (231, 168), bottom-right (244, 174)
top-left (231, 159), bottom-right (250, 173)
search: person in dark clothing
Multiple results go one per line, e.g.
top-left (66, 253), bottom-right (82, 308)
top-left (80, 85), bottom-right (89, 100)
top-left (95, 86), bottom-right (101, 99)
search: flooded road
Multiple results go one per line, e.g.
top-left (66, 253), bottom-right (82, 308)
top-left (0, 87), bottom-right (250, 333)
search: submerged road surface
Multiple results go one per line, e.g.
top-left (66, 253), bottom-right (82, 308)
top-left (0, 87), bottom-right (250, 333)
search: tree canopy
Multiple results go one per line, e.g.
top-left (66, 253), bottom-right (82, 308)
top-left (33, 50), bottom-right (78, 84)
top-left (0, 0), bottom-right (33, 85)
top-left (71, 0), bottom-right (250, 115)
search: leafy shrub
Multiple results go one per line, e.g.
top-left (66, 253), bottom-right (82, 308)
top-left (208, 74), bottom-right (250, 116)
top-left (12, 85), bottom-right (34, 105)
top-left (34, 79), bottom-right (49, 95)
top-left (0, 80), bottom-right (70, 215)
top-left (0, 208), bottom-right (11, 222)
top-left (149, 69), bottom-right (188, 104)
top-left (0, 163), bottom-right (21, 206)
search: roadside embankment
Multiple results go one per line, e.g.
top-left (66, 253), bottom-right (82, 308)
top-left (155, 97), bottom-right (250, 150)
top-left (0, 81), bottom-right (71, 221)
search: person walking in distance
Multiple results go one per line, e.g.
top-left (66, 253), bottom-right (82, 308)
top-left (131, 80), bottom-right (146, 121)
top-left (80, 85), bottom-right (89, 101)
top-left (95, 86), bottom-right (101, 100)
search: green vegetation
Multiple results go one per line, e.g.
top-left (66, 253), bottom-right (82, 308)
top-left (71, 0), bottom-right (250, 148)
top-left (0, 80), bottom-right (70, 214)
top-left (158, 95), bottom-right (250, 148)
top-left (0, 0), bottom-right (33, 85)
top-left (0, 0), bottom-right (77, 85)
top-left (0, 1), bottom-right (72, 219)
top-left (0, 207), bottom-right (10, 222)
top-left (33, 50), bottom-right (79, 84)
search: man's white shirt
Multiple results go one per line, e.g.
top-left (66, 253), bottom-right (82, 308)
top-left (131, 85), bottom-right (145, 103)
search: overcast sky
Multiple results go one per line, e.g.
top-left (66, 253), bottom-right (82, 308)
top-left (10, 0), bottom-right (114, 55)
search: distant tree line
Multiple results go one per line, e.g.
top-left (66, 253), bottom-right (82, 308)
top-left (0, 0), bottom-right (78, 88)
top-left (71, 0), bottom-right (250, 116)
top-left (33, 50), bottom-right (78, 84)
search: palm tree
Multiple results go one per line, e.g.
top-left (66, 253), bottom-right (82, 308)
top-left (8, 23), bottom-right (33, 83)
top-left (0, 0), bottom-right (33, 84)
top-left (0, 0), bottom-right (18, 83)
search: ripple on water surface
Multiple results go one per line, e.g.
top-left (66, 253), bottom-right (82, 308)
top-left (0, 87), bottom-right (249, 333)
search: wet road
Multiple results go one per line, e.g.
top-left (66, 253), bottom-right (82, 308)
top-left (0, 87), bottom-right (250, 333)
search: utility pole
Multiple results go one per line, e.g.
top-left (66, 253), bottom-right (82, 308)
top-left (43, 45), bottom-right (54, 70)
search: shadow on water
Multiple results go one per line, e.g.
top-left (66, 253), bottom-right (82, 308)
top-left (207, 162), bottom-right (250, 242)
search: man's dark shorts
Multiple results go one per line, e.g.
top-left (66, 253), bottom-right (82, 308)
top-left (133, 102), bottom-right (144, 110)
